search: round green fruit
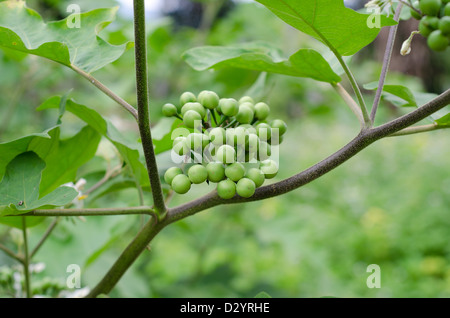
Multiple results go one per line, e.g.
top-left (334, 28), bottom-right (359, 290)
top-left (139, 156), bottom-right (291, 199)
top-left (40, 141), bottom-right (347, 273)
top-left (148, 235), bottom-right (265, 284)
top-left (236, 178), bottom-right (256, 198)
top-left (419, 18), bottom-right (434, 36)
top-left (209, 127), bottom-right (226, 146)
top-left (186, 133), bottom-right (209, 151)
top-left (206, 162), bottom-right (225, 182)
top-left (245, 133), bottom-right (259, 152)
top-left (245, 168), bottom-right (265, 188)
top-left (257, 141), bottom-right (271, 161)
top-left (164, 167), bottom-right (183, 185)
top-left (183, 110), bottom-right (203, 129)
top-left (445, 3), bottom-right (450, 16)
top-left (171, 174), bottom-right (191, 194)
top-left (439, 16), bottom-right (450, 35)
top-left (216, 145), bottom-right (236, 164)
top-left (179, 91), bottom-right (196, 106)
top-left (225, 163), bottom-right (245, 182)
top-left (260, 159), bottom-right (278, 179)
top-left (422, 16), bottom-right (439, 29)
top-left (162, 103), bottom-right (178, 117)
top-left (188, 164), bottom-right (208, 184)
top-left (255, 123), bottom-right (272, 141)
top-left (236, 105), bottom-right (254, 124)
top-left (270, 119), bottom-right (287, 136)
top-left (181, 102), bottom-right (206, 118)
top-left (254, 102), bottom-right (270, 120)
top-left (198, 90), bottom-right (219, 109)
top-left (172, 137), bottom-right (189, 156)
top-left (217, 179), bottom-right (236, 199)
top-left (219, 98), bottom-right (239, 117)
top-left (239, 96), bottom-right (255, 105)
top-left (427, 30), bottom-right (449, 51)
top-left (419, 0), bottom-right (442, 16)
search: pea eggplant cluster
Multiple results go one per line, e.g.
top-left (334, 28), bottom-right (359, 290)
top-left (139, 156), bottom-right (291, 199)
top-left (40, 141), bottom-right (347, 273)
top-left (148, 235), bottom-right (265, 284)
top-left (162, 90), bottom-right (287, 199)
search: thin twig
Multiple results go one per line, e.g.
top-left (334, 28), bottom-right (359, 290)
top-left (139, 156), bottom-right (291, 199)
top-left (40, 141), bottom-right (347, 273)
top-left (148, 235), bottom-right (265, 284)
top-left (0, 243), bottom-right (24, 264)
top-left (21, 217), bottom-right (31, 298)
top-left (30, 218), bottom-right (59, 258)
top-left (85, 165), bottom-right (122, 195)
top-left (332, 83), bottom-right (364, 126)
top-left (70, 65), bottom-right (138, 120)
top-left (389, 123), bottom-right (447, 136)
top-left (370, 3), bottom-right (403, 123)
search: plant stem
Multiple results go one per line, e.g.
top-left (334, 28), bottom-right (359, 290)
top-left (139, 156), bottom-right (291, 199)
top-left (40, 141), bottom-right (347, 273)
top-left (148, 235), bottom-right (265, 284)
top-left (332, 83), bottom-right (364, 126)
top-left (70, 65), bottom-right (138, 120)
top-left (21, 217), bottom-right (31, 298)
top-left (370, 3), bottom-right (403, 123)
top-left (21, 207), bottom-right (156, 217)
top-left (389, 123), bottom-right (448, 136)
top-left (0, 243), bottom-right (24, 264)
top-left (30, 218), bottom-right (59, 258)
top-left (133, 0), bottom-right (167, 218)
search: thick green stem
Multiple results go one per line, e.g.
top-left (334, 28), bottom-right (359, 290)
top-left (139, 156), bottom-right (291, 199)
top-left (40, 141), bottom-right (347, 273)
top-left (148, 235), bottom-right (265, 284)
top-left (21, 217), bottom-right (31, 298)
top-left (133, 0), bottom-right (167, 218)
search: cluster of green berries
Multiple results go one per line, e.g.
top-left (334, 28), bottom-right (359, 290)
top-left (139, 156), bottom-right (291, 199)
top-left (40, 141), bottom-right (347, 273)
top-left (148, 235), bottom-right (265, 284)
top-left (411, 0), bottom-right (450, 51)
top-left (162, 90), bottom-right (287, 199)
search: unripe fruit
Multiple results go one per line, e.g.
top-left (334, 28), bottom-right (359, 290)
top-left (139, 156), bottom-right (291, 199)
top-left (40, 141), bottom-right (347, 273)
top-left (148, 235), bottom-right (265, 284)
top-left (245, 133), bottom-right (259, 152)
top-left (181, 102), bottom-right (206, 118)
top-left (216, 145), bottom-right (236, 163)
top-left (206, 162), bottom-right (225, 182)
top-left (427, 30), bottom-right (449, 51)
top-left (255, 123), bottom-right (272, 141)
top-left (225, 162), bottom-right (245, 182)
top-left (239, 96), bottom-right (255, 105)
top-left (419, 18), bottom-right (434, 36)
top-left (164, 167), bottom-right (183, 185)
top-left (186, 133), bottom-right (209, 151)
top-left (439, 16), bottom-right (450, 35)
top-left (180, 91), bottom-right (196, 106)
top-left (422, 16), bottom-right (439, 29)
top-left (445, 3), bottom-right (450, 16)
top-left (419, 0), bottom-right (442, 16)
top-left (254, 102), bottom-right (270, 120)
top-left (245, 168), bottom-right (265, 188)
top-left (260, 159), bottom-right (278, 179)
top-left (226, 126), bottom-right (248, 146)
top-left (173, 137), bottom-right (189, 156)
top-left (188, 164), bottom-right (208, 184)
top-left (217, 179), bottom-right (236, 199)
top-left (162, 103), bottom-right (178, 117)
top-left (183, 110), bottom-right (203, 129)
top-left (209, 127), bottom-right (226, 146)
top-left (198, 90), bottom-right (220, 109)
top-left (240, 102), bottom-right (255, 112)
top-left (270, 119), bottom-right (287, 136)
top-left (171, 174), bottom-right (191, 194)
top-left (257, 141), bottom-right (271, 161)
top-left (236, 178), bottom-right (256, 198)
top-left (240, 124), bottom-right (257, 135)
top-left (219, 98), bottom-right (239, 117)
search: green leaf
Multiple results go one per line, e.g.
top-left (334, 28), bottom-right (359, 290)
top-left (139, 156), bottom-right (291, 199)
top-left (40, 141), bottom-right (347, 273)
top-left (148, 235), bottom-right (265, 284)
top-left (0, 152), bottom-right (78, 216)
top-left (38, 96), bottom-right (150, 188)
top-left (0, 0), bottom-right (133, 73)
top-left (435, 113), bottom-right (450, 127)
top-left (153, 118), bottom-right (184, 155)
top-left (364, 82), bottom-right (417, 107)
top-left (183, 43), bottom-right (341, 83)
top-left (254, 0), bottom-right (397, 56)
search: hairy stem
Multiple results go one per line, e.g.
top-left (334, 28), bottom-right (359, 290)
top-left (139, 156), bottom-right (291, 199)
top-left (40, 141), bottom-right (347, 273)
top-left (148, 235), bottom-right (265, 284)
top-left (70, 65), bottom-right (138, 120)
top-left (21, 217), bottom-right (31, 298)
top-left (370, 3), bottom-right (403, 122)
top-left (133, 0), bottom-right (167, 217)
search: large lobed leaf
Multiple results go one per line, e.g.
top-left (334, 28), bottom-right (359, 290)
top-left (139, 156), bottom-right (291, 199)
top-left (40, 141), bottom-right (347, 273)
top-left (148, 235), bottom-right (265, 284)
top-left (0, 0), bottom-right (132, 73)
top-left (254, 0), bottom-right (397, 56)
top-left (183, 43), bottom-right (341, 83)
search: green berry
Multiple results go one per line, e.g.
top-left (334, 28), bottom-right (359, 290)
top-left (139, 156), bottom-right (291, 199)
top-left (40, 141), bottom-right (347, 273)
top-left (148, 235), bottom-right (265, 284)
top-left (240, 124), bottom-right (257, 135)
top-left (225, 163), bottom-right (245, 182)
top-left (445, 3), bottom-right (450, 16)
top-left (270, 119), bottom-right (287, 136)
top-left (206, 162), bottom-right (225, 182)
top-left (198, 90), bottom-right (220, 109)
top-left (171, 174), bottom-right (191, 194)
top-left (255, 123), bottom-right (272, 141)
top-left (419, 0), bottom-right (442, 16)
top-left (257, 141), bottom-right (271, 161)
top-left (162, 103), bottom-right (178, 117)
top-left (236, 105), bottom-right (254, 124)
top-left (209, 127), bottom-right (226, 146)
top-left (239, 96), bottom-right (254, 105)
top-left (226, 127), bottom-right (248, 146)
top-left (183, 110), bottom-right (203, 129)
top-left (236, 178), bottom-right (256, 198)
top-left (180, 91), bottom-right (196, 106)
top-left (216, 145), bottom-right (236, 163)
top-left (419, 18), bottom-right (434, 36)
top-left (427, 29), bottom-right (449, 51)
top-left (245, 133), bottom-right (259, 152)
top-left (245, 168), bottom-right (265, 188)
top-left (173, 137), bottom-right (189, 156)
top-left (164, 167), bottom-right (183, 185)
top-left (219, 98), bottom-right (239, 117)
top-left (439, 16), bottom-right (450, 35)
top-left (254, 102), bottom-right (270, 120)
top-left (181, 102), bottom-right (206, 118)
top-left (217, 179), bottom-right (236, 199)
top-left (188, 164), bottom-right (208, 184)
top-left (422, 16), bottom-right (439, 29)
top-left (240, 102), bottom-right (256, 112)
top-left (260, 159), bottom-right (278, 179)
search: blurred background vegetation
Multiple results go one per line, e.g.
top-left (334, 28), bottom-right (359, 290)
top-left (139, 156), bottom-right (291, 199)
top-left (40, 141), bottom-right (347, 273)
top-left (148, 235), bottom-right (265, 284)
top-left (0, 0), bottom-right (449, 298)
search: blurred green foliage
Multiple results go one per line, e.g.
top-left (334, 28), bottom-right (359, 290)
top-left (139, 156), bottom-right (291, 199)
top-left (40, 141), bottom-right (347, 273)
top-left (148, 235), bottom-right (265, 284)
top-left (0, 0), bottom-right (449, 298)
